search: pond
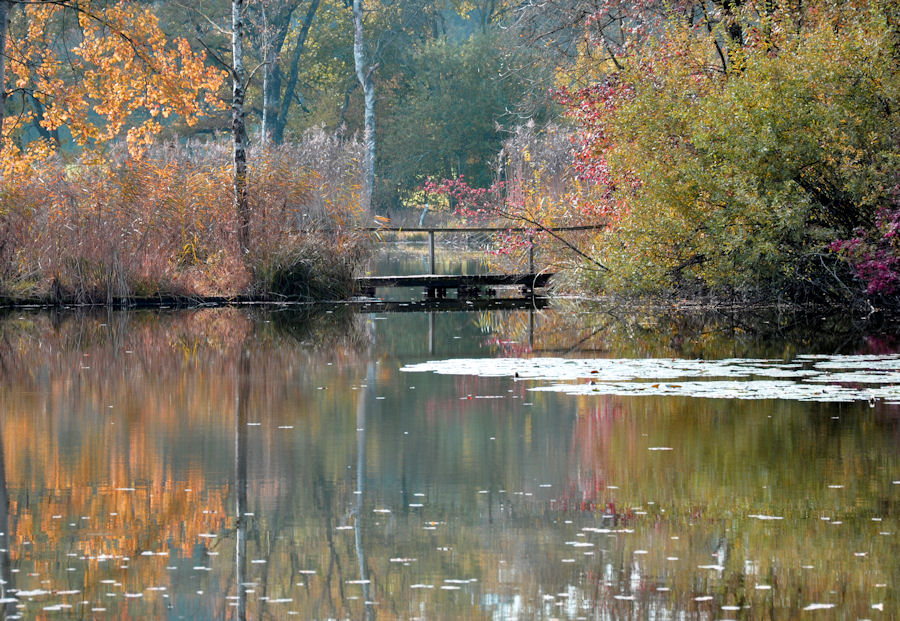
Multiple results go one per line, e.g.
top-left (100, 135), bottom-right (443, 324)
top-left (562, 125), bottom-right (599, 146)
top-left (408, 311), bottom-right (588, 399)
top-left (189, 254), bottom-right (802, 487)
top-left (0, 300), bottom-right (897, 619)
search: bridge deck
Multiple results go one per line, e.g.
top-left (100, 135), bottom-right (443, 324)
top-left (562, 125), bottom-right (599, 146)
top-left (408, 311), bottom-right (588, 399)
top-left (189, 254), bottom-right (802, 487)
top-left (356, 272), bottom-right (552, 297)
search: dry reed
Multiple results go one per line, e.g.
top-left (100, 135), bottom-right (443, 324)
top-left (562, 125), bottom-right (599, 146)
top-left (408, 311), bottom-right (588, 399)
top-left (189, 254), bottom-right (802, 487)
top-left (0, 128), bottom-right (370, 303)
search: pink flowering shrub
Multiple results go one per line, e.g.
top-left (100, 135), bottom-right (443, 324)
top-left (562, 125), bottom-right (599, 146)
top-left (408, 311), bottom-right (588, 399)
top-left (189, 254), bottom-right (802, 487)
top-left (830, 190), bottom-right (900, 295)
top-left (422, 176), bottom-right (504, 223)
top-left (422, 176), bottom-right (540, 257)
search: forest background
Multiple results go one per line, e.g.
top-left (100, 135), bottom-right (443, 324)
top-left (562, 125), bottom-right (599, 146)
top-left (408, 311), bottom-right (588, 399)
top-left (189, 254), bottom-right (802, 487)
top-left (0, 0), bottom-right (896, 308)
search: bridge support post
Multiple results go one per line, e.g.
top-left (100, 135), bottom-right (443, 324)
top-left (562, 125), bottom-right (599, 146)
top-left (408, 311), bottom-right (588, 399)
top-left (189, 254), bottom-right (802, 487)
top-left (429, 231), bottom-right (435, 275)
top-left (528, 232), bottom-right (534, 275)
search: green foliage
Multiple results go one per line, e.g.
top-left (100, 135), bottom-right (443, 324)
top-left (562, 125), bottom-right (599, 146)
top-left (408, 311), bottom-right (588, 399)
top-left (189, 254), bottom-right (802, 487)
top-left (574, 2), bottom-right (900, 297)
top-left (277, 0), bottom-right (356, 133)
top-left (150, 1), bottom-right (549, 212)
top-left (378, 33), bottom-right (527, 205)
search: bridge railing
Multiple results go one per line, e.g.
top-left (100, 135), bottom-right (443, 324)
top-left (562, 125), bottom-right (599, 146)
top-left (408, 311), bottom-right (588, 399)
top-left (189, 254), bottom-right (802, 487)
top-left (362, 225), bottom-right (603, 275)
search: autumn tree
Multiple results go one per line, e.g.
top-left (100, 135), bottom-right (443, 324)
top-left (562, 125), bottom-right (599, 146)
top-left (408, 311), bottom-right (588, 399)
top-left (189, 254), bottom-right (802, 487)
top-left (180, 0), bottom-right (329, 250)
top-left (151, 0), bottom-right (541, 213)
top-left (0, 1), bottom-right (11, 149)
top-left (549, 0), bottom-right (900, 299)
top-left (231, 0), bottom-right (250, 254)
top-left (0, 1), bottom-right (224, 158)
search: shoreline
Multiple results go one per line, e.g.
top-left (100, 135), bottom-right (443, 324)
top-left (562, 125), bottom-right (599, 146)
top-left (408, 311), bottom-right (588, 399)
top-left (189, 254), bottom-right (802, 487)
top-left (0, 292), bottom-right (895, 324)
top-left (0, 294), bottom-right (552, 313)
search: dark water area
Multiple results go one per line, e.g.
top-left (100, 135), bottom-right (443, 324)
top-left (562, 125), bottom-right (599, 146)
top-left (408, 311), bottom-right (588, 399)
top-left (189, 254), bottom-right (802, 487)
top-left (0, 299), bottom-right (898, 619)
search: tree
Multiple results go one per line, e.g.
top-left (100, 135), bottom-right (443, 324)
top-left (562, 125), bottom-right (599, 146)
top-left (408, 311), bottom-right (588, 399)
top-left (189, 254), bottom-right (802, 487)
top-left (0, 1), bottom-right (11, 150)
top-left (552, 0), bottom-right (900, 297)
top-left (256, 0), bottom-right (321, 144)
top-left (379, 34), bottom-right (526, 197)
top-left (232, 0), bottom-right (250, 254)
top-left (352, 0), bottom-right (375, 213)
top-left (0, 1), bottom-right (224, 158)
top-left (338, 0), bottom-right (542, 208)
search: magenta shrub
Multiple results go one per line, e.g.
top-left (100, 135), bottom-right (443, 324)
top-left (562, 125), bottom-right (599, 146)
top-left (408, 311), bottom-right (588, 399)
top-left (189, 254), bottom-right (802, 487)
top-left (831, 190), bottom-right (900, 295)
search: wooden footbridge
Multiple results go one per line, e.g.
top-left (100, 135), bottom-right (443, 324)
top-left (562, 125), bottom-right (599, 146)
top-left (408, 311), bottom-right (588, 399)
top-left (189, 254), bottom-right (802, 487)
top-left (356, 225), bottom-right (598, 298)
top-left (357, 271), bottom-right (553, 298)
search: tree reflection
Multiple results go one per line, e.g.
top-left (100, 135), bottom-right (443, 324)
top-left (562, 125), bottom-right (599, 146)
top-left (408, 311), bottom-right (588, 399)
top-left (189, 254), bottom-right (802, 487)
top-left (0, 308), bottom-right (895, 618)
top-left (0, 420), bottom-right (14, 620)
top-left (233, 348), bottom-right (250, 621)
top-left (354, 361), bottom-right (375, 620)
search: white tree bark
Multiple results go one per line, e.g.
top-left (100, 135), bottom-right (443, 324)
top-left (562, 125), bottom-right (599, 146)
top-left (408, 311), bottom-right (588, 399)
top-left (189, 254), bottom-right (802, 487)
top-left (353, 0), bottom-right (375, 213)
top-left (233, 0), bottom-right (250, 254)
top-left (260, 5), bottom-right (272, 145)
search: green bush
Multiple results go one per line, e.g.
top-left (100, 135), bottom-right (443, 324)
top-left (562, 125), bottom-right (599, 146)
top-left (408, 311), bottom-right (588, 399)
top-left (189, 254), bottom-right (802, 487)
top-left (566, 1), bottom-right (900, 299)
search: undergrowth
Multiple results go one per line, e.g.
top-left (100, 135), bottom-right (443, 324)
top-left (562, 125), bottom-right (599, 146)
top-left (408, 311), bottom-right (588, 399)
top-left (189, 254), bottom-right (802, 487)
top-left (0, 129), bottom-right (370, 303)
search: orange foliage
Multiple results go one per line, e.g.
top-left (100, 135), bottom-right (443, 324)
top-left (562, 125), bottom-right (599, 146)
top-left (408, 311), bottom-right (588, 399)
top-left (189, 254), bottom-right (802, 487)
top-left (0, 5), bottom-right (368, 302)
top-left (4, 1), bottom-right (225, 157)
top-left (0, 138), bottom-right (366, 301)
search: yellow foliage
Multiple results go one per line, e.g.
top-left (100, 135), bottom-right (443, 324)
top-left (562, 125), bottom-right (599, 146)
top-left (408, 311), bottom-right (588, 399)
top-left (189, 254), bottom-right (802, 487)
top-left (3, 1), bottom-right (226, 159)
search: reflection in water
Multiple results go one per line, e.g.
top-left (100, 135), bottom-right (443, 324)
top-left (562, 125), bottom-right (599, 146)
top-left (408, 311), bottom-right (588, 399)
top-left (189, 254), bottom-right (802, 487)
top-left (0, 307), bottom-right (895, 618)
top-left (234, 349), bottom-right (249, 621)
top-left (355, 361), bottom-right (375, 620)
top-left (0, 420), bottom-right (14, 620)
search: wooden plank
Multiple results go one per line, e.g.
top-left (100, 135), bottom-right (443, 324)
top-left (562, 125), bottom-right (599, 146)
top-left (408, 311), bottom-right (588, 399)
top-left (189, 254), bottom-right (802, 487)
top-left (348, 296), bottom-right (550, 313)
top-left (364, 225), bottom-right (602, 233)
top-left (356, 272), bottom-right (553, 289)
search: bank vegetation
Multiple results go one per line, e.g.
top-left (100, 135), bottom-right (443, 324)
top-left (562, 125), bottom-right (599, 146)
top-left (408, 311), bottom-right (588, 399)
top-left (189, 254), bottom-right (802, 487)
top-left (0, 0), bottom-right (896, 309)
top-left (427, 0), bottom-right (900, 312)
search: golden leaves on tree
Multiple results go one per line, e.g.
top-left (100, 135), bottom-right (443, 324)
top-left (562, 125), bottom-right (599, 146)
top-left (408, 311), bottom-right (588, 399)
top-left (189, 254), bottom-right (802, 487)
top-left (3, 1), bottom-right (226, 161)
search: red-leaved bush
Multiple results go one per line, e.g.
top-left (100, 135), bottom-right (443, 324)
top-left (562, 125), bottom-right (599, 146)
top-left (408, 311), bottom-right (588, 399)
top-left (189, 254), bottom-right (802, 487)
top-left (830, 190), bottom-right (900, 295)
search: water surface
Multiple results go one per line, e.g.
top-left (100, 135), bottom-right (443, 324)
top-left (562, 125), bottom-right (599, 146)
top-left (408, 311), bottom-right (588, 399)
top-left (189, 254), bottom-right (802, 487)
top-left (0, 305), bottom-right (897, 619)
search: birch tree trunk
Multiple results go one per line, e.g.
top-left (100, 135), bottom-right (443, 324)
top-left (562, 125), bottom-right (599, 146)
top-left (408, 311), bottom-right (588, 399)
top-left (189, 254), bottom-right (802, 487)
top-left (0, 1), bottom-right (12, 149)
top-left (260, 6), bottom-right (273, 145)
top-left (233, 0), bottom-right (250, 255)
top-left (353, 0), bottom-right (375, 214)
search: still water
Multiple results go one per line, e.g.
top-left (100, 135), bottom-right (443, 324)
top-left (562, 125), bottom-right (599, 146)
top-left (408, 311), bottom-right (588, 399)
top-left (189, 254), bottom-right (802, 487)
top-left (0, 303), bottom-right (897, 619)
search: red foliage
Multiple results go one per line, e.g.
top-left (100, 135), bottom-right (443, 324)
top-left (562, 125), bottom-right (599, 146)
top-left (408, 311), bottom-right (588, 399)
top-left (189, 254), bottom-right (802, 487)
top-left (830, 189), bottom-right (900, 295)
top-left (554, 78), bottom-right (632, 190)
top-left (422, 176), bottom-right (541, 257)
top-left (422, 176), bottom-right (504, 222)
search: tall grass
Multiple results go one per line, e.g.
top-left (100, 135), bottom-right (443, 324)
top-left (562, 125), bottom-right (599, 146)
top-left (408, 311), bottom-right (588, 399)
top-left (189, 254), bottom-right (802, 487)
top-left (0, 128), bottom-right (370, 303)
